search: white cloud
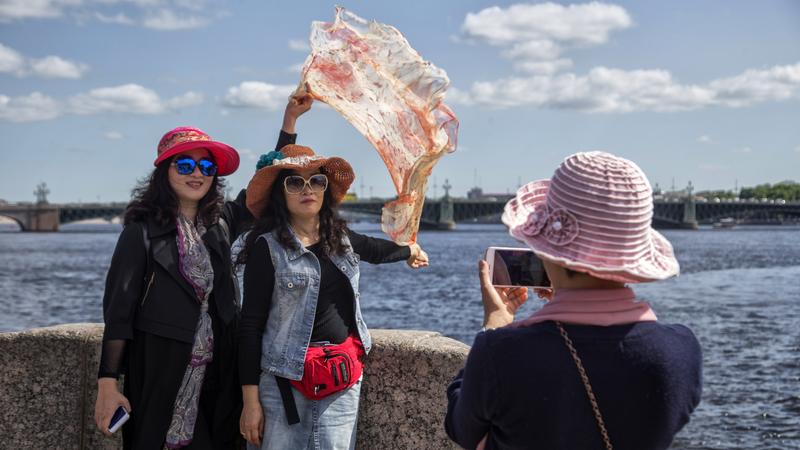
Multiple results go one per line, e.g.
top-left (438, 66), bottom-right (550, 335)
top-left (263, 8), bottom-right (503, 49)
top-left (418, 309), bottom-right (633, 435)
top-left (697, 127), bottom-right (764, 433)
top-left (288, 39), bottom-right (309, 52)
top-left (514, 58), bottom-right (573, 75)
top-left (165, 91), bottom-right (203, 108)
top-left (0, 0), bottom-right (216, 30)
top-left (223, 81), bottom-right (295, 110)
top-left (453, 4), bottom-right (800, 113)
top-left (95, 12), bottom-right (134, 25)
top-left (0, 43), bottom-right (25, 75)
top-left (143, 8), bottom-right (208, 30)
top-left (69, 84), bottom-right (163, 114)
top-left (0, 84), bottom-right (202, 122)
top-left (238, 147), bottom-right (258, 161)
top-left (0, 92), bottom-right (61, 122)
top-left (0, 0), bottom-right (66, 22)
top-left (461, 2), bottom-right (631, 75)
top-left (0, 42), bottom-right (89, 79)
top-left (451, 62), bottom-right (800, 113)
top-left (445, 87), bottom-right (475, 106)
top-left (709, 63), bottom-right (800, 107)
top-left (452, 67), bottom-right (714, 112)
top-left (104, 130), bottom-right (124, 140)
top-left (29, 55), bottom-right (88, 78)
top-left (462, 2), bottom-right (632, 46)
top-left (68, 84), bottom-right (202, 115)
top-left (697, 135), bottom-right (713, 144)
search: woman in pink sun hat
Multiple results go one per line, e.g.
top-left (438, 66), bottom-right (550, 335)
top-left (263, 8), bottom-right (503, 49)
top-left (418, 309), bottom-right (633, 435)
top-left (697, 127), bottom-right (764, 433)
top-left (92, 124), bottom-right (296, 449)
top-left (445, 151), bottom-right (702, 450)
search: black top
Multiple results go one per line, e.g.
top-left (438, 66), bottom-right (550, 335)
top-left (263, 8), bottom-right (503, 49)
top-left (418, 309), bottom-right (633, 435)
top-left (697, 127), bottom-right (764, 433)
top-left (238, 230), bottom-right (410, 385)
top-left (445, 321), bottom-right (703, 450)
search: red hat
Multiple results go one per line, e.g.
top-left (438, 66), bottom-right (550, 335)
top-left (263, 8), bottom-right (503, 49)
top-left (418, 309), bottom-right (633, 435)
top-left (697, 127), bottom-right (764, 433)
top-left (154, 126), bottom-right (240, 176)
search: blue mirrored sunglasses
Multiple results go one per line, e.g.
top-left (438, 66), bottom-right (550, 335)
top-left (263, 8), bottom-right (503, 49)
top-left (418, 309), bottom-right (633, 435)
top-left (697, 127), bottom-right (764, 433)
top-left (173, 156), bottom-right (218, 176)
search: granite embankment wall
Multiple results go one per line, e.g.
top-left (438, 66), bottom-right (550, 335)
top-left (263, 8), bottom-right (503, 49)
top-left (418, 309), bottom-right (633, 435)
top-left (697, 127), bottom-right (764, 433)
top-left (0, 324), bottom-right (469, 449)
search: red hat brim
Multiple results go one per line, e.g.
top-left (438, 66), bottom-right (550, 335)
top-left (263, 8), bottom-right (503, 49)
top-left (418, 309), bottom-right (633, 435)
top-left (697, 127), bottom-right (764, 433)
top-left (154, 140), bottom-right (240, 176)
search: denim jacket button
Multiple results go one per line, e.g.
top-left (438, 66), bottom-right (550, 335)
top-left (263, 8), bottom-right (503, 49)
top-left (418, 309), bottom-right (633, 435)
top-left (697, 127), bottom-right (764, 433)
top-left (287, 282), bottom-right (294, 288)
top-left (340, 265), bottom-right (347, 271)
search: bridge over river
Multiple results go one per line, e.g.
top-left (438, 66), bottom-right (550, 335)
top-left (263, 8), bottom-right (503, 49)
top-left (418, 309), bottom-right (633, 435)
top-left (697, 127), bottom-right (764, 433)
top-left (2, 196), bottom-right (799, 232)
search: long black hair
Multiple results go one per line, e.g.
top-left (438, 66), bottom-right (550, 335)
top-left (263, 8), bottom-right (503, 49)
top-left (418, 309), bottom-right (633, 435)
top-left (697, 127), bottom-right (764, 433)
top-left (124, 158), bottom-right (226, 227)
top-left (236, 168), bottom-right (349, 265)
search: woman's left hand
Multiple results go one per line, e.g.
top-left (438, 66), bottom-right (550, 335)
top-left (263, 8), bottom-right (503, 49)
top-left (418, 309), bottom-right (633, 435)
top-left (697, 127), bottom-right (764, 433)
top-left (479, 260), bottom-right (529, 329)
top-left (407, 243), bottom-right (429, 269)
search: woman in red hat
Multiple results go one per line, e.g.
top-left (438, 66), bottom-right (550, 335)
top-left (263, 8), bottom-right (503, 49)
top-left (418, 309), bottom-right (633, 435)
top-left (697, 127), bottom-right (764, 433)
top-left (92, 125), bottom-right (293, 449)
top-left (236, 92), bottom-right (429, 449)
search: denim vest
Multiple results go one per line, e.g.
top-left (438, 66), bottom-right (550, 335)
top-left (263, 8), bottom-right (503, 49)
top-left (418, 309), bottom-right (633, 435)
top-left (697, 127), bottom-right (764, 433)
top-left (259, 229), bottom-right (371, 381)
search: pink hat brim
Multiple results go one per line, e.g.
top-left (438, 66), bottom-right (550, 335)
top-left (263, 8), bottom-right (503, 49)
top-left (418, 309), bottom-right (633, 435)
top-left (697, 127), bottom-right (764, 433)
top-left (502, 180), bottom-right (679, 284)
top-left (154, 140), bottom-right (240, 176)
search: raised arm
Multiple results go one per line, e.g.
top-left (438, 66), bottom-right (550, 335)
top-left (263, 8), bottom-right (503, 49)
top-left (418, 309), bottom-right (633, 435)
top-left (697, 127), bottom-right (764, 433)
top-left (221, 90), bottom-right (312, 240)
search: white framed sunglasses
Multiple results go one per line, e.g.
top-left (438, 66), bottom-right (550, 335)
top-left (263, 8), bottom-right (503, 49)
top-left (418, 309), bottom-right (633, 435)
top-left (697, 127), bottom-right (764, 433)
top-left (283, 174), bottom-right (329, 194)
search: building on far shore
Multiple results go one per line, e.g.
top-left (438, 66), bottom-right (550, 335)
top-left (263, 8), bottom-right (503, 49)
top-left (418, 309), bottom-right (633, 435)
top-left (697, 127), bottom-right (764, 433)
top-left (466, 187), bottom-right (514, 202)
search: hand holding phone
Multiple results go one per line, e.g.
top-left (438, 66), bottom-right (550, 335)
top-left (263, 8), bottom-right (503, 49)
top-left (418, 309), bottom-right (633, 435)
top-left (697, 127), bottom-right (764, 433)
top-left (94, 378), bottom-right (132, 436)
top-left (479, 260), bottom-right (530, 329)
top-left (108, 406), bottom-right (129, 433)
top-left (485, 247), bottom-right (550, 288)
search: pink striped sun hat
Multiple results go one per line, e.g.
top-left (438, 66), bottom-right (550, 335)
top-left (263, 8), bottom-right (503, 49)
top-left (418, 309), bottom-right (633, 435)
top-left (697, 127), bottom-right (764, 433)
top-left (502, 151), bottom-right (679, 284)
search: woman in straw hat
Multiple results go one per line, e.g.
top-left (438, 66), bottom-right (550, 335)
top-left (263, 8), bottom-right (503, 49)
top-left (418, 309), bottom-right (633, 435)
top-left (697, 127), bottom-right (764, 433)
top-left (445, 151), bottom-right (702, 450)
top-left (236, 94), bottom-right (429, 449)
top-left (93, 125), bottom-right (292, 449)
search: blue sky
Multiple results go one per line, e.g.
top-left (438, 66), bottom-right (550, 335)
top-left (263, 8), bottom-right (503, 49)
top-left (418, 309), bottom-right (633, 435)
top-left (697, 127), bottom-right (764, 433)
top-left (1, 0), bottom-right (799, 203)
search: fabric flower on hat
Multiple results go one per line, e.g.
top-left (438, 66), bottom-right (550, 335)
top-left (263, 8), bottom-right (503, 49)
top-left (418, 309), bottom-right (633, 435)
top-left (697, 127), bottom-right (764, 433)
top-left (521, 207), bottom-right (549, 237)
top-left (256, 150), bottom-right (285, 170)
top-left (542, 208), bottom-right (579, 246)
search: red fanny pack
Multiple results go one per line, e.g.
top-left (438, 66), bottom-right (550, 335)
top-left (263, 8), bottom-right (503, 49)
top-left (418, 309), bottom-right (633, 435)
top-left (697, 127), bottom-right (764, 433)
top-left (291, 334), bottom-right (365, 400)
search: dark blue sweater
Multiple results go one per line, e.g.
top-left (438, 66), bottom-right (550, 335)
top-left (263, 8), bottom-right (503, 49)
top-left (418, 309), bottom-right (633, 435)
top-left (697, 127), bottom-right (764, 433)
top-left (445, 321), bottom-right (702, 450)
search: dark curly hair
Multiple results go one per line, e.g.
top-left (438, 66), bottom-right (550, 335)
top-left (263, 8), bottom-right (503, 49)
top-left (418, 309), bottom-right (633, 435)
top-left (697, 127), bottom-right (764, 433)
top-left (236, 169), bottom-right (349, 265)
top-left (124, 158), bottom-right (226, 228)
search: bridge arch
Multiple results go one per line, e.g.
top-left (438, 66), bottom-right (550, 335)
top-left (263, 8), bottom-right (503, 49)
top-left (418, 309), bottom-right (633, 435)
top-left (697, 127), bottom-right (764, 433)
top-left (0, 214), bottom-right (24, 231)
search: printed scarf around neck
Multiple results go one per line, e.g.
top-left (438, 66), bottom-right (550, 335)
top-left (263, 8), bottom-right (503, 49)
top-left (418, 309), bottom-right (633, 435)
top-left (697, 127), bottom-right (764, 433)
top-left (166, 215), bottom-right (215, 449)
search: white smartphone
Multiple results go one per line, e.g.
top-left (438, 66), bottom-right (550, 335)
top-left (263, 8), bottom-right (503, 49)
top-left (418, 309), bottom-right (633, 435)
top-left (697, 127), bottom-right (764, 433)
top-left (108, 406), bottom-right (129, 434)
top-left (485, 247), bottom-right (550, 289)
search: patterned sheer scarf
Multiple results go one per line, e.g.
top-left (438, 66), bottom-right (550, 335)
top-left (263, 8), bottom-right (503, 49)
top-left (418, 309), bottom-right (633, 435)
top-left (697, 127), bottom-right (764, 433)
top-left (165, 214), bottom-right (215, 449)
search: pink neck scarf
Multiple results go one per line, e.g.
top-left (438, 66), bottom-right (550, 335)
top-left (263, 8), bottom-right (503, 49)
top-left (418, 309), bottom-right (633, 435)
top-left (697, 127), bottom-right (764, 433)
top-left (512, 287), bottom-right (657, 328)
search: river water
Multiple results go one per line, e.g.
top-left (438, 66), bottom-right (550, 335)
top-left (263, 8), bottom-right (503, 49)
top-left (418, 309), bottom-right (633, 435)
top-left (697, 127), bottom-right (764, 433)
top-left (0, 222), bottom-right (798, 449)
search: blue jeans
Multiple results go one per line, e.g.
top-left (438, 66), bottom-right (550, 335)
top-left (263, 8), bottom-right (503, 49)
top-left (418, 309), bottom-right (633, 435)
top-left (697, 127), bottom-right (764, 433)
top-left (249, 372), bottom-right (362, 450)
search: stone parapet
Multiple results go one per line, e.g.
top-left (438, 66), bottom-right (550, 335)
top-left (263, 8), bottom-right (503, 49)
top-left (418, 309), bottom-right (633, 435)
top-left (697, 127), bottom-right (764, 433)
top-left (0, 324), bottom-right (469, 449)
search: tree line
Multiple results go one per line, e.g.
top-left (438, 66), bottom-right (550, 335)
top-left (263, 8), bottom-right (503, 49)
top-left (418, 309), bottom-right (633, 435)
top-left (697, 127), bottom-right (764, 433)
top-left (697, 181), bottom-right (799, 201)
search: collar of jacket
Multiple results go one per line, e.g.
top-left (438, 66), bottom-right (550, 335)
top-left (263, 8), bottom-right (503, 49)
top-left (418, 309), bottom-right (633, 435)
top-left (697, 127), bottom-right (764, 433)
top-left (284, 228), bottom-right (314, 261)
top-left (146, 216), bottom-right (225, 259)
top-left (144, 217), bottom-right (235, 325)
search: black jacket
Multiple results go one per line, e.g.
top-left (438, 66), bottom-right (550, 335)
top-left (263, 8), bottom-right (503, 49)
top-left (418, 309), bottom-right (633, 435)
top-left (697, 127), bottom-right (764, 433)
top-left (102, 194), bottom-right (248, 344)
top-left (100, 192), bottom-right (251, 449)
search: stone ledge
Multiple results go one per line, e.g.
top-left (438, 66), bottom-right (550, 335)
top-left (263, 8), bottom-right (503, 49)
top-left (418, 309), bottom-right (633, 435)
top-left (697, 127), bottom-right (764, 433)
top-left (0, 324), bottom-right (469, 449)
